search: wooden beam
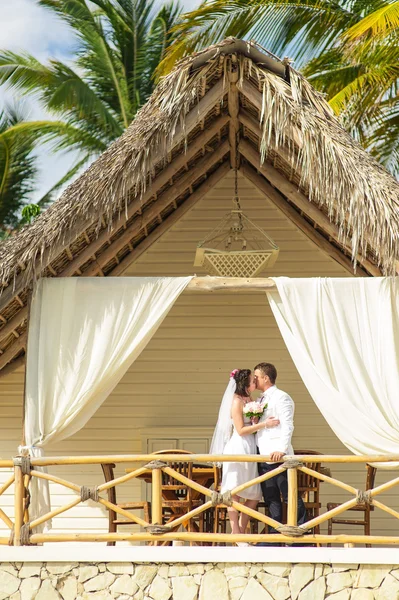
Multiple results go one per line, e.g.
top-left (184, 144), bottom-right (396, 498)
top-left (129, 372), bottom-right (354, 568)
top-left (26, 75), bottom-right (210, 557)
top-left (186, 277), bottom-right (276, 292)
top-left (228, 57), bottom-right (240, 170)
top-left (84, 140), bottom-right (230, 276)
top-left (0, 306), bottom-right (28, 344)
top-left (239, 139), bottom-right (381, 277)
top-left (0, 332), bottom-right (26, 371)
top-left (0, 80), bottom-right (227, 312)
top-left (110, 161), bottom-right (231, 276)
top-left (240, 163), bottom-right (369, 277)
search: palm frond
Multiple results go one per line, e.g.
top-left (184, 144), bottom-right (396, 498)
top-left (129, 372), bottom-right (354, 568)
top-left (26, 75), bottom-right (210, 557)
top-left (0, 108), bottom-right (38, 228)
top-left (345, 0), bottom-right (399, 40)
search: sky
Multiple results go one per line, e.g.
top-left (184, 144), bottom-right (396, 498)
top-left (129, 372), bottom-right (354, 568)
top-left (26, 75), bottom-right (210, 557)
top-left (0, 0), bottom-right (201, 203)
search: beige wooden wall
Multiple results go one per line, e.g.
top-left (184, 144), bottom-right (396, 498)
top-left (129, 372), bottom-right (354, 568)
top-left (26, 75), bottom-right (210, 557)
top-left (0, 170), bottom-right (397, 541)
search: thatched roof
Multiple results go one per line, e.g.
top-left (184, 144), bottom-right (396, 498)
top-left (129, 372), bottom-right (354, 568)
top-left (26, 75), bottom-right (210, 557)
top-left (0, 37), bottom-right (398, 375)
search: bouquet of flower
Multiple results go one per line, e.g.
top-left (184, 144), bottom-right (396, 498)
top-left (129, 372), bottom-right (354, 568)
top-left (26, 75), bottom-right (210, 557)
top-left (243, 400), bottom-right (267, 424)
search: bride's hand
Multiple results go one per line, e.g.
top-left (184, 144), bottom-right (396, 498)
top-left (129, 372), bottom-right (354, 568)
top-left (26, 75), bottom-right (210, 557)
top-left (251, 416), bottom-right (259, 424)
top-left (264, 416), bottom-right (280, 428)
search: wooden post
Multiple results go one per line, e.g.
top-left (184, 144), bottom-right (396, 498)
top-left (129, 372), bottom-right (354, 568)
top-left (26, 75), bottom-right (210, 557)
top-left (13, 460), bottom-right (24, 546)
top-left (287, 467), bottom-right (298, 527)
top-left (151, 469), bottom-right (163, 525)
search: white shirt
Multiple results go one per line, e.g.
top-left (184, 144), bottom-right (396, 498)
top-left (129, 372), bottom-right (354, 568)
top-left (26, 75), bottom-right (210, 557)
top-left (256, 385), bottom-right (295, 458)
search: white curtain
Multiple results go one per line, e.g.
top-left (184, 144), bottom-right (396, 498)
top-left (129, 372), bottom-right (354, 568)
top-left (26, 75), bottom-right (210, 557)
top-left (24, 276), bottom-right (192, 526)
top-left (267, 277), bottom-right (399, 468)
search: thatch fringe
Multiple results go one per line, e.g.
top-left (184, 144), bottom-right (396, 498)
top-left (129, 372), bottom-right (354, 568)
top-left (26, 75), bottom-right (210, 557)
top-left (245, 57), bottom-right (399, 272)
top-left (0, 37), bottom-right (398, 291)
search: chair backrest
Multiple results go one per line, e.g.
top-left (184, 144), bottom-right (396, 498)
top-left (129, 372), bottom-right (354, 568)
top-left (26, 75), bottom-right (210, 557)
top-left (366, 464), bottom-right (377, 490)
top-left (294, 450), bottom-right (323, 500)
top-left (152, 449), bottom-right (193, 500)
top-left (101, 463), bottom-right (116, 504)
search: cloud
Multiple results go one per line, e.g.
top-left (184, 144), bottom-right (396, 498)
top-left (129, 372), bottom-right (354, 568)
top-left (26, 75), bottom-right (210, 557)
top-left (0, 0), bottom-right (202, 204)
top-left (0, 0), bottom-right (75, 60)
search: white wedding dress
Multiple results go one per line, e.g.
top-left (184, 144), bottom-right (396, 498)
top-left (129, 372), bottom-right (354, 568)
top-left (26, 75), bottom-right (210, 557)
top-left (220, 415), bottom-right (262, 500)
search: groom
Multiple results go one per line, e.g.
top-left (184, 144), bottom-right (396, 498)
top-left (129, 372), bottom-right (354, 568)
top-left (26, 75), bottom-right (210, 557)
top-left (254, 362), bottom-right (306, 535)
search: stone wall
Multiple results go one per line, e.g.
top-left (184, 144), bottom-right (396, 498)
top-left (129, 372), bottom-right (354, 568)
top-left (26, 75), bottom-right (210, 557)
top-left (0, 562), bottom-right (398, 600)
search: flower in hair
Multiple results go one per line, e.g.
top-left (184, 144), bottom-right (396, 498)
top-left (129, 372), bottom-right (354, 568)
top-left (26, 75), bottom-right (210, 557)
top-left (230, 369), bottom-right (239, 378)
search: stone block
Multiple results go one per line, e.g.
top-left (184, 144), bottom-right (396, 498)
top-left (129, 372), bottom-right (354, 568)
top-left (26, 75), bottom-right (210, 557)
top-left (110, 574), bottom-right (137, 596)
top-left (228, 576), bottom-right (248, 600)
top-left (148, 575), bottom-right (172, 600)
top-left (0, 564), bottom-right (19, 577)
top-left (241, 578), bottom-right (273, 600)
top-left (354, 566), bottom-right (391, 588)
top-left (351, 589), bottom-right (374, 600)
top-left (0, 569), bottom-right (20, 600)
top-left (314, 564), bottom-right (323, 579)
top-left (297, 577), bottom-right (326, 600)
top-left (172, 576), bottom-right (198, 600)
top-left (375, 573), bottom-right (399, 600)
top-left (132, 566), bottom-right (157, 589)
top-left (199, 569), bottom-right (229, 600)
top-left (188, 565), bottom-right (204, 576)
top-left (169, 565), bottom-right (189, 577)
top-left (36, 579), bottom-right (61, 600)
top-left (106, 562), bottom-right (134, 575)
top-left (289, 564), bottom-right (314, 600)
top-left (20, 577), bottom-right (41, 600)
top-left (157, 567), bottom-right (169, 579)
top-left (326, 571), bottom-right (353, 593)
top-left (257, 572), bottom-right (290, 600)
top-left (47, 564), bottom-right (78, 576)
top-left (79, 566), bottom-right (99, 583)
top-left (263, 564), bottom-right (291, 578)
top-left (83, 572), bottom-right (115, 592)
top-left (325, 590), bottom-right (350, 600)
top-left (225, 565), bottom-right (249, 579)
top-left (58, 576), bottom-right (78, 600)
top-left (19, 564), bottom-right (42, 579)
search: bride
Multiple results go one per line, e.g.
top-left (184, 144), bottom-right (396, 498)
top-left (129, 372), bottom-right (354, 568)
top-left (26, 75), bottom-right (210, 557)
top-left (210, 368), bottom-right (280, 542)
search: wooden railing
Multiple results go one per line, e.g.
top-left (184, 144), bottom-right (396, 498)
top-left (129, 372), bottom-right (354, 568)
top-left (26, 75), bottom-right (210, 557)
top-left (3, 453), bottom-right (399, 546)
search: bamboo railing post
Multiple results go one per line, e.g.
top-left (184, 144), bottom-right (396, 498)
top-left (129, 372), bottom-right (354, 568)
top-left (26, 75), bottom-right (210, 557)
top-left (151, 468), bottom-right (163, 525)
top-left (287, 466), bottom-right (298, 527)
top-left (13, 460), bottom-right (24, 546)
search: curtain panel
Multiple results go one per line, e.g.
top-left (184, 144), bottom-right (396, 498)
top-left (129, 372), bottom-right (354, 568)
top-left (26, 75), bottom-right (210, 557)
top-left (267, 277), bottom-right (399, 467)
top-left (24, 276), bottom-right (192, 527)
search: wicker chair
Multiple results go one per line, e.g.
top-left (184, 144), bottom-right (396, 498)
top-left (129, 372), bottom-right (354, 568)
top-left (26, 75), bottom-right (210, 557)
top-left (327, 464), bottom-right (376, 547)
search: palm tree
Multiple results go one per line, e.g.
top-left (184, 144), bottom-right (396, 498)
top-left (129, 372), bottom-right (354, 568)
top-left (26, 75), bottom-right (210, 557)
top-left (304, 2), bottom-right (399, 174)
top-left (159, 0), bottom-right (399, 176)
top-left (0, 0), bottom-right (182, 198)
top-left (158, 0), bottom-right (378, 73)
top-left (0, 107), bottom-right (40, 236)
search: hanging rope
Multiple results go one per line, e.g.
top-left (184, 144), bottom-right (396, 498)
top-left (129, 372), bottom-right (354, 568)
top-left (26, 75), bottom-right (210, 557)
top-left (80, 486), bottom-right (99, 503)
top-left (13, 456), bottom-right (31, 476)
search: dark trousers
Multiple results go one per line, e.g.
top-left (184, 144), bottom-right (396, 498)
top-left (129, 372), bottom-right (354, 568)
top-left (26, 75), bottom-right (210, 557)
top-left (258, 461), bottom-right (307, 534)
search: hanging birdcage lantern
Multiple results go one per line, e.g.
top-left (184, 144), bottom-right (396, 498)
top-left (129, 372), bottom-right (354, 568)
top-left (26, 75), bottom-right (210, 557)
top-left (194, 170), bottom-right (279, 278)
